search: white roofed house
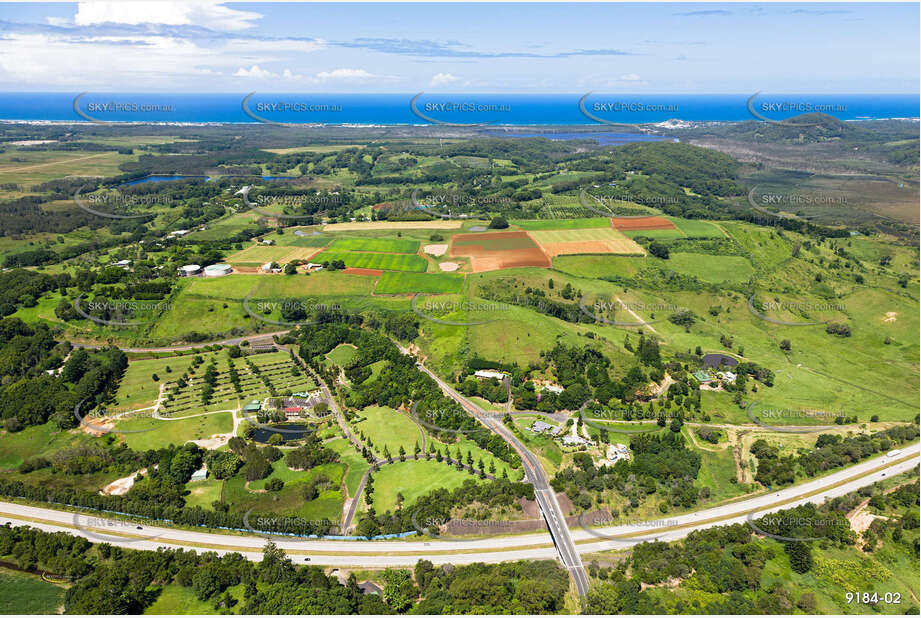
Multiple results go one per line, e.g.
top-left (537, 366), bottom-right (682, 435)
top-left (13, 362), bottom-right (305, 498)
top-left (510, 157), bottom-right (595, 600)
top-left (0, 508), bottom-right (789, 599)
top-left (474, 369), bottom-right (507, 381)
top-left (530, 420), bottom-right (562, 435)
top-left (562, 434), bottom-right (592, 447)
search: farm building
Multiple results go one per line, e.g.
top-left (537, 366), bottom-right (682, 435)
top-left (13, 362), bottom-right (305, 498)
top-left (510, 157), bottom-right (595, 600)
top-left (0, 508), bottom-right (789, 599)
top-left (474, 369), bottom-right (507, 381)
top-left (540, 384), bottom-right (564, 394)
top-left (303, 263), bottom-right (324, 272)
top-left (178, 264), bottom-right (201, 276)
top-left (112, 259), bottom-right (132, 268)
top-left (260, 262), bottom-right (282, 273)
top-left (243, 400), bottom-right (261, 413)
top-left (204, 263), bottom-right (232, 277)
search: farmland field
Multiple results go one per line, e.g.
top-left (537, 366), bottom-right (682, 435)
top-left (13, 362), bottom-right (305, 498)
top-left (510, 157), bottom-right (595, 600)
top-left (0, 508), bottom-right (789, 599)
top-left (514, 217), bottom-right (611, 230)
top-left (329, 237), bottom-right (420, 253)
top-left (611, 215), bottom-right (675, 230)
top-left (668, 217), bottom-right (725, 238)
top-left (374, 271), bottom-right (464, 294)
top-left (225, 244), bottom-right (323, 265)
top-left (451, 231), bottom-right (551, 272)
top-left (528, 227), bottom-right (645, 256)
top-left (313, 250), bottom-right (428, 272)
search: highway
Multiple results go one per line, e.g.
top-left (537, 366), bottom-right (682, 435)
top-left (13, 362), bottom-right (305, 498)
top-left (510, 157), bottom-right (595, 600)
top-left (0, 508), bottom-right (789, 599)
top-left (0, 444), bottom-right (917, 569)
top-left (407, 352), bottom-right (590, 596)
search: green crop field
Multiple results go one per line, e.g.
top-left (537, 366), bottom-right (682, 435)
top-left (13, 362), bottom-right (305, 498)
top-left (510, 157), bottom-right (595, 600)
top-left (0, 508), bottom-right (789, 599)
top-left (453, 235), bottom-right (539, 251)
top-left (329, 237), bottom-right (420, 253)
top-left (374, 271), bottom-right (464, 294)
top-left (313, 250), bottom-right (428, 272)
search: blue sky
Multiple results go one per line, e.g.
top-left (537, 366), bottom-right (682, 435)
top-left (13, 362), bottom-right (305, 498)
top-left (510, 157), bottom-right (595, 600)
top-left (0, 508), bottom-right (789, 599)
top-left (0, 2), bottom-right (917, 92)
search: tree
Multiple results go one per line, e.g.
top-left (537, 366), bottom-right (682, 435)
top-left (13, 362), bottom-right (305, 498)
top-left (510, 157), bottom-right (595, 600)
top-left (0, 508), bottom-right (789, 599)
top-left (381, 568), bottom-right (417, 612)
top-left (786, 541), bottom-right (813, 574)
top-left (488, 216), bottom-right (509, 229)
top-left (648, 242), bottom-right (669, 259)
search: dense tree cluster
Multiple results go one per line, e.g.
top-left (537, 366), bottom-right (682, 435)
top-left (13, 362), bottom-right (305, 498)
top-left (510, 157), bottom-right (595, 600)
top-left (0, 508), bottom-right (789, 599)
top-left (0, 320), bottom-right (126, 430)
top-left (752, 425), bottom-right (919, 487)
top-left (552, 432), bottom-right (702, 510)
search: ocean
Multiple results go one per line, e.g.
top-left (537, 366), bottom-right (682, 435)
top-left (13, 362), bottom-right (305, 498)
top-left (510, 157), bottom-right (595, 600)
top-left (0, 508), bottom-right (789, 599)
top-left (0, 93), bottom-right (917, 126)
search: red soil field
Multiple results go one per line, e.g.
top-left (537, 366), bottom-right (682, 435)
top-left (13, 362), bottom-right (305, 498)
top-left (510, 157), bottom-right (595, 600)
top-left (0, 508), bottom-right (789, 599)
top-left (611, 216), bottom-right (676, 230)
top-left (343, 267), bottom-right (383, 276)
top-left (450, 231), bottom-right (550, 272)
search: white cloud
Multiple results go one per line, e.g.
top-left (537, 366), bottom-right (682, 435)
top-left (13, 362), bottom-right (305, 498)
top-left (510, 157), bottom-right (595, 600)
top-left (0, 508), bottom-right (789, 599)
top-left (314, 68), bottom-right (375, 81)
top-left (620, 73), bottom-right (642, 81)
top-left (431, 72), bottom-right (458, 86)
top-left (74, 1), bottom-right (262, 31)
top-left (234, 65), bottom-right (275, 79)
